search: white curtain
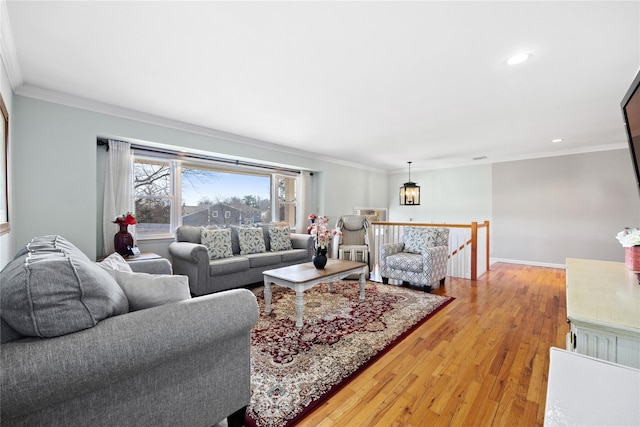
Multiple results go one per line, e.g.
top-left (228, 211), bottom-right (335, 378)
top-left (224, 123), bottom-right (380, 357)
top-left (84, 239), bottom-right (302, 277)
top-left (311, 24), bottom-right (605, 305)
top-left (296, 172), bottom-right (310, 233)
top-left (103, 140), bottom-right (133, 255)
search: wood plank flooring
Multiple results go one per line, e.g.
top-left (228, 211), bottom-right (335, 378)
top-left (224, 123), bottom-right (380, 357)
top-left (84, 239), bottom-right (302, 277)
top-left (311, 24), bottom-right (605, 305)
top-left (296, 262), bottom-right (568, 427)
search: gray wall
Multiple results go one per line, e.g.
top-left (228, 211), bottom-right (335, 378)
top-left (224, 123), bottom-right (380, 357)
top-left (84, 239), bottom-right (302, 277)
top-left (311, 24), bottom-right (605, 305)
top-left (10, 95), bottom-right (388, 261)
top-left (0, 59), bottom-right (14, 268)
top-left (387, 164), bottom-right (492, 225)
top-left (4, 93), bottom-right (639, 269)
top-left (386, 150), bottom-right (640, 268)
top-left (492, 150), bottom-right (640, 265)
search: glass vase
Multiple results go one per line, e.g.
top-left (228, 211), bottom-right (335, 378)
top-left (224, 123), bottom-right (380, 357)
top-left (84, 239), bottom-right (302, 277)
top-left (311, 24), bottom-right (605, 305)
top-left (114, 223), bottom-right (133, 256)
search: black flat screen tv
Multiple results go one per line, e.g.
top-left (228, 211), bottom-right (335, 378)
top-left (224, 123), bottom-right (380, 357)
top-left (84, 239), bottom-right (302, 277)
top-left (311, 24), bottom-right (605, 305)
top-left (621, 69), bottom-right (640, 197)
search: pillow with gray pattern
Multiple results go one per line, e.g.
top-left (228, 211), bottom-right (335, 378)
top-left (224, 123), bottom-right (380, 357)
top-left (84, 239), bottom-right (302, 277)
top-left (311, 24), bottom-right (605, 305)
top-left (0, 236), bottom-right (128, 338)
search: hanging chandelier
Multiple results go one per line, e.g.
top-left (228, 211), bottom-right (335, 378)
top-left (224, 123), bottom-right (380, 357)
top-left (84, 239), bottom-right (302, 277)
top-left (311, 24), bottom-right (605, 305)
top-left (399, 161), bottom-right (420, 205)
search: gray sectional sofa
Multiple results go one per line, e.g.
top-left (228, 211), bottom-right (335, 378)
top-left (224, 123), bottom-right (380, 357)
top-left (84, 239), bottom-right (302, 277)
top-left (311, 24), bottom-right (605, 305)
top-left (169, 225), bottom-right (315, 296)
top-left (0, 235), bottom-right (258, 427)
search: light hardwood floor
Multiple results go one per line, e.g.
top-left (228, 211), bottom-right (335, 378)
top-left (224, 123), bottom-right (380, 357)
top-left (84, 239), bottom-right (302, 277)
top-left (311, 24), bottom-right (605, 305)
top-left (297, 262), bottom-right (568, 427)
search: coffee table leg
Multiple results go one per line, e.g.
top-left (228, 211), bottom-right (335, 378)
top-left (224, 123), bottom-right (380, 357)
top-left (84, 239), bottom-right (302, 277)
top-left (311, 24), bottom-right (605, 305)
top-left (359, 271), bottom-right (366, 301)
top-left (264, 278), bottom-right (272, 315)
top-left (295, 290), bottom-right (304, 328)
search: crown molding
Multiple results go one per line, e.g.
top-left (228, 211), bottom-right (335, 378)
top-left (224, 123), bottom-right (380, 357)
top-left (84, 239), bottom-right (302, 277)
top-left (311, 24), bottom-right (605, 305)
top-left (15, 84), bottom-right (386, 174)
top-left (389, 142), bottom-right (629, 174)
top-left (14, 83), bottom-right (627, 176)
top-left (0, 0), bottom-right (23, 91)
top-left (16, 82), bottom-right (628, 176)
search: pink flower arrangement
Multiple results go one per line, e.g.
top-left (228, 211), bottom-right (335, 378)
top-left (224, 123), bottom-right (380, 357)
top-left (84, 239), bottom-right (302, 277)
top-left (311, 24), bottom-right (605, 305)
top-left (308, 215), bottom-right (341, 254)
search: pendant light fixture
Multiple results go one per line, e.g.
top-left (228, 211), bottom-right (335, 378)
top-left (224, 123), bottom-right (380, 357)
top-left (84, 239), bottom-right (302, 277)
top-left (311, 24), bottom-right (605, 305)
top-left (399, 161), bottom-right (420, 205)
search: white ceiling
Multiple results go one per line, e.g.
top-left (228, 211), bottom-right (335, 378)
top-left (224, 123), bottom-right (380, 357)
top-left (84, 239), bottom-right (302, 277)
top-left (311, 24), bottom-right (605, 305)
top-left (3, 1), bottom-right (640, 172)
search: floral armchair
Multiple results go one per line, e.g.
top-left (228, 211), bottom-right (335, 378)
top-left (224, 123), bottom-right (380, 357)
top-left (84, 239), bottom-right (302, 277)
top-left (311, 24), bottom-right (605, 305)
top-left (380, 227), bottom-right (449, 292)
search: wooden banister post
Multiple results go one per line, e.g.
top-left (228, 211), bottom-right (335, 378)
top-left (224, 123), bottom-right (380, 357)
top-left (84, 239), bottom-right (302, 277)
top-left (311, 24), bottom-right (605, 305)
top-left (471, 222), bottom-right (478, 280)
top-left (485, 220), bottom-right (490, 272)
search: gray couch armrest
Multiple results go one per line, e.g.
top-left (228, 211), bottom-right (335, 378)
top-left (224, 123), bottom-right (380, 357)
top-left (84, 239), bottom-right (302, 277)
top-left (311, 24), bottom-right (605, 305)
top-left (1, 289), bottom-right (259, 425)
top-left (169, 241), bottom-right (208, 262)
top-left (169, 241), bottom-right (210, 295)
top-left (290, 233), bottom-right (314, 259)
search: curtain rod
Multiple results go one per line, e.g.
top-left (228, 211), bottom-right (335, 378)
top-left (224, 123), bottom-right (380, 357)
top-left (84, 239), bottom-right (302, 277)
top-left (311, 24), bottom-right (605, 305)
top-left (96, 138), bottom-right (301, 174)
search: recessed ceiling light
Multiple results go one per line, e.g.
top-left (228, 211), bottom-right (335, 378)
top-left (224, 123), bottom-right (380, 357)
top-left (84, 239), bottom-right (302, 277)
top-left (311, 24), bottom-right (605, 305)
top-left (552, 138), bottom-right (563, 143)
top-left (507, 52), bottom-right (531, 65)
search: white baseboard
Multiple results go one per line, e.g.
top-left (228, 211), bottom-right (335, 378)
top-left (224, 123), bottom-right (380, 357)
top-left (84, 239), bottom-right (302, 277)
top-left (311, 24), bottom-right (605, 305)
top-left (490, 258), bottom-right (566, 270)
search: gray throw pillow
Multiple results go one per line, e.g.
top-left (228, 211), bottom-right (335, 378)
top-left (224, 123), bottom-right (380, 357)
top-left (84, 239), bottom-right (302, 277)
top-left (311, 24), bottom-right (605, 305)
top-left (0, 235), bottom-right (129, 338)
top-left (114, 270), bottom-right (191, 311)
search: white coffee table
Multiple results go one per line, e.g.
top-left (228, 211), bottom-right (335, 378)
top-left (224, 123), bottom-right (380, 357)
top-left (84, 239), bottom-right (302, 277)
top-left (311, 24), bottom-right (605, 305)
top-left (262, 258), bottom-right (368, 328)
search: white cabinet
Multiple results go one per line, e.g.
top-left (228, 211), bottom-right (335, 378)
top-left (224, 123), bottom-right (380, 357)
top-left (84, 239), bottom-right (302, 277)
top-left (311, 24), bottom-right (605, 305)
top-left (544, 348), bottom-right (640, 426)
top-left (566, 258), bottom-right (640, 369)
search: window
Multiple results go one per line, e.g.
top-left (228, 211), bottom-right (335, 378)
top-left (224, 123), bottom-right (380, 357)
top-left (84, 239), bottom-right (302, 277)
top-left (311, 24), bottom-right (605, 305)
top-left (277, 175), bottom-right (297, 226)
top-left (181, 165), bottom-right (270, 228)
top-left (134, 158), bottom-right (173, 236)
top-left (132, 151), bottom-right (301, 238)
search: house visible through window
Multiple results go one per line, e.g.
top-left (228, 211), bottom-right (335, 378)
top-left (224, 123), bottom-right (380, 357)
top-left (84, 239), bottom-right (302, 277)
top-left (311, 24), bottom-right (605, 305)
top-left (132, 150), bottom-right (301, 238)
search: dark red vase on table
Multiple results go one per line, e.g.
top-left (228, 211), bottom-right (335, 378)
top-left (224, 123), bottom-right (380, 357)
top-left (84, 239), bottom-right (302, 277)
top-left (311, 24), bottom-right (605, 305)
top-left (114, 223), bottom-right (133, 256)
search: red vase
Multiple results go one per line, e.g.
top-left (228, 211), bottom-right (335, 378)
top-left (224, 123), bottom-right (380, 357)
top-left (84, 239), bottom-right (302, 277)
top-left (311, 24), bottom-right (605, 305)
top-left (114, 223), bottom-right (133, 256)
top-left (625, 246), bottom-right (640, 271)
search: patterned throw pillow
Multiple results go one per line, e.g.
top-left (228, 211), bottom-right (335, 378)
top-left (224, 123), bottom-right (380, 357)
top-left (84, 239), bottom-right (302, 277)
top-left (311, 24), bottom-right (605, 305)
top-left (403, 227), bottom-right (440, 254)
top-left (201, 228), bottom-right (233, 259)
top-left (237, 227), bottom-right (267, 255)
top-left (403, 227), bottom-right (427, 254)
top-left (269, 226), bottom-right (293, 251)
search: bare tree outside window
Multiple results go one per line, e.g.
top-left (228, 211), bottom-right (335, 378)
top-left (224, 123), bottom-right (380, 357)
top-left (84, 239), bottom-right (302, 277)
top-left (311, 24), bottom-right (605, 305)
top-left (134, 159), bottom-right (171, 235)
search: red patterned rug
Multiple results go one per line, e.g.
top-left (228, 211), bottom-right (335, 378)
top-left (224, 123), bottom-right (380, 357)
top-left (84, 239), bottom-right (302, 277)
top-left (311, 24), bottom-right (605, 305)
top-left (245, 280), bottom-right (454, 427)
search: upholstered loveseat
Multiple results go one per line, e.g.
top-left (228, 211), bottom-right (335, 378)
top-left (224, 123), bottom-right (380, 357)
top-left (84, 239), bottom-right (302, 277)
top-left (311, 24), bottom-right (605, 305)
top-left (169, 224), bottom-right (315, 296)
top-left (380, 227), bottom-right (450, 292)
top-left (0, 236), bottom-right (258, 427)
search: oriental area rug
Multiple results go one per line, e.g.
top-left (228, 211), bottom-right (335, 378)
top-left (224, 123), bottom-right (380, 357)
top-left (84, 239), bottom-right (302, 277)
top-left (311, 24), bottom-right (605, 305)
top-left (245, 281), bottom-right (454, 427)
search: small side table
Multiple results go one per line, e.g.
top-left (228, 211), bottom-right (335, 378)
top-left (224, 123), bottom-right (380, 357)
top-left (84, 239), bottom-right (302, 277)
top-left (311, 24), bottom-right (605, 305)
top-left (123, 252), bottom-right (162, 262)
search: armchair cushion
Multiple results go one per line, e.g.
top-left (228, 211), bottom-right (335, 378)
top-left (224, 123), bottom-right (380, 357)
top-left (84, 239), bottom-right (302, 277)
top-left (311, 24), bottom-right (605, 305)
top-left (0, 235), bottom-right (128, 338)
top-left (114, 270), bottom-right (191, 311)
top-left (201, 228), bottom-right (234, 260)
top-left (386, 252), bottom-right (424, 273)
